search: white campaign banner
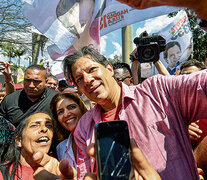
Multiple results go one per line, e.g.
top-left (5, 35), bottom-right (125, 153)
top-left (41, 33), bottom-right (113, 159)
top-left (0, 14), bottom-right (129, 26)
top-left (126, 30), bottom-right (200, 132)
top-left (23, 0), bottom-right (180, 61)
top-left (150, 10), bottom-right (193, 75)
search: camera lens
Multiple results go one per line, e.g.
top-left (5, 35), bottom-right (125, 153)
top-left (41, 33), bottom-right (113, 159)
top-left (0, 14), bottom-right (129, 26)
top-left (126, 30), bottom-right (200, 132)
top-left (142, 47), bottom-right (155, 60)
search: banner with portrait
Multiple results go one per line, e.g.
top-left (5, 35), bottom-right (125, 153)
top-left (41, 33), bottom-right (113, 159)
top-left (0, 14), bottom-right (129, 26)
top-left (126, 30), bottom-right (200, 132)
top-left (151, 10), bottom-right (193, 75)
top-left (23, 0), bottom-right (180, 61)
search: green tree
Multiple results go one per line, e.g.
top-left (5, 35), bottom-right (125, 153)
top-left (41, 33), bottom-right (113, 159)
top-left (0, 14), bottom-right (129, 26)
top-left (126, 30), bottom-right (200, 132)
top-left (14, 46), bottom-right (26, 66)
top-left (185, 8), bottom-right (207, 62)
top-left (108, 55), bottom-right (122, 65)
top-left (0, 43), bottom-right (16, 63)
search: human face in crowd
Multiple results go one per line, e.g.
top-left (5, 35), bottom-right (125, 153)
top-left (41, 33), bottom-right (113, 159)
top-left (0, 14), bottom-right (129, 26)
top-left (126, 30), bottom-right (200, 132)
top-left (24, 69), bottom-right (46, 101)
top-left (114, 68), bottom-right (133, 86)
top-left (46, 77), bottom-right (58, 90)
top-left (71, 55), bottom-right (120, 107)
top-left (16, 113), bottom-right (54, 157)
top-left (167, 45), bottom-right (182, 68)
top-left (180, 66), bottom-right (201, 75)
top-left (56, 98), bottom-right (82, 133)
top-left (0, 91), bottom-right (6, 103)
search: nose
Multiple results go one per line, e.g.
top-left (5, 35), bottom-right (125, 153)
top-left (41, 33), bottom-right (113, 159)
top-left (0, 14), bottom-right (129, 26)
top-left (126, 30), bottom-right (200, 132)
top-left (63, 109), bottom-right (71, 118)
top-left (39, 125), bottom-right (48, 133)
top-left (29, 81), bottom-right (35, 88)
top-left (83, 73), bottom-right (94, 85)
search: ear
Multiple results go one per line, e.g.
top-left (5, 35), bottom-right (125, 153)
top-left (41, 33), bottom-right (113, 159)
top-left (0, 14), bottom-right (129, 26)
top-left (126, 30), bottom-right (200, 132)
top-left (105, 63), bottom-right (114, 76)
top-left (15, 137), bottom-right (22, 148)
top-left (130, 77), bottom-right (134, 85)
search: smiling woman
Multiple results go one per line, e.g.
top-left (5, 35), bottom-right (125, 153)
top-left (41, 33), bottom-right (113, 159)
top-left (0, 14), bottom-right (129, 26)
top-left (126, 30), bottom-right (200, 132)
top-left (0, 112), bottom-right (54, 180)
top-left (50, 91), bottom-right (88, 169)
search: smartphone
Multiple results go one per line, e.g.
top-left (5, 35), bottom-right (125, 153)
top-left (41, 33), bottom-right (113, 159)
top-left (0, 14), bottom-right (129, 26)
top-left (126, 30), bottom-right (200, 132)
top-left (95, 120), bottom-right (134, 180)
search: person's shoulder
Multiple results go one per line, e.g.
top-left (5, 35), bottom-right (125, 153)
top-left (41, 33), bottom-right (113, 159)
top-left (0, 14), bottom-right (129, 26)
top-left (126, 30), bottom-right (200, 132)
top-left (45, 87), bottom-right (60, 96)
top-left (3, 89), bottom-right (23, 100)
top-left (79, 108), bottom-right (95, 121)
top-left (56, 138), bottom-right (68, 150)
top-left (77, 107), bottom-right (96, 129)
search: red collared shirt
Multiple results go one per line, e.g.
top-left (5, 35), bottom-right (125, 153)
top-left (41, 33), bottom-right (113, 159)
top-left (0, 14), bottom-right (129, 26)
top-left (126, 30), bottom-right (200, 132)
top-left (74, 70), bottom-right (207, 180)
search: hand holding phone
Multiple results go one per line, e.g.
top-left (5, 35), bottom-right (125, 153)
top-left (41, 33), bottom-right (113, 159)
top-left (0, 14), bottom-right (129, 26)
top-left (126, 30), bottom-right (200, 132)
top-left (95, 120), bottom-right (134, 180)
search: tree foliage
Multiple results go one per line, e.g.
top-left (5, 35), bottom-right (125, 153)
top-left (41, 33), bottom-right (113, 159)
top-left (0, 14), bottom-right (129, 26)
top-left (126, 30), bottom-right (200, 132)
top-left (0, 43), bottom-right (17, 63)
top-left (0, 0), bottom-right (49, 65)
top-left (108, 55), bottom-right (122, 65)
top-left (14, 46), bottom-right (26, 66)
top-left (0, 0), bottom-right (31, 43)
top-left (169, 9), bottom-right (207, 62)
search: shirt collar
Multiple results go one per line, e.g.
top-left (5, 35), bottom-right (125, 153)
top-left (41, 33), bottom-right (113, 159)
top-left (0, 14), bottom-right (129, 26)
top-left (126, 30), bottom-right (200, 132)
top-left (92, 82), bottom-right (135, 123)
top-left (120, 82), bottom-right (135, 101)
top-left (65, 133), bottom-right (73, 152)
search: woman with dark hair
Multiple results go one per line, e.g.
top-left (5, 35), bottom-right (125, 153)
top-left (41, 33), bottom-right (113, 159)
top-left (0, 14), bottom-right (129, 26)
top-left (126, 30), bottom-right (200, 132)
top-left (50, 91), bottom-right (88, 169)
top-left (0, 112), bottom-right (54, 180)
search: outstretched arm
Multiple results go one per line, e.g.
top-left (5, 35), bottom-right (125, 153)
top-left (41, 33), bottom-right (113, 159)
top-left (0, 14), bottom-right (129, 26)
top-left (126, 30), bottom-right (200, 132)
top-left (154, 60), bottom-right (170, 76)
top-left (0, 61), bottom-right (16, 94)
top-left (33, 152), bottom-right (77, 180)
top-left (117, 0), bottom-right (207, 21)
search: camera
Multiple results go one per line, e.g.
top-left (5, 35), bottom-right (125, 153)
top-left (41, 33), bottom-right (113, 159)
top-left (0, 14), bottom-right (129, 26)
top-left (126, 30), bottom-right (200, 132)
top-left (133, 31), bottom-right (166, 63)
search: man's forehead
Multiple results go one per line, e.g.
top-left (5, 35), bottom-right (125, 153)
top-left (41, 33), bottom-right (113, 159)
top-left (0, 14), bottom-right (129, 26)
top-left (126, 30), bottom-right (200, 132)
top-left (27, 113), bottom-right (51, 123)
top-left (25, 69), bottom-right (46, 78)
top-left (0, 92), bottom-right (5, 95)
top-left (72, 56), bottom-right (98, 74)
top-left (47, 77), bottom-right (58, 83)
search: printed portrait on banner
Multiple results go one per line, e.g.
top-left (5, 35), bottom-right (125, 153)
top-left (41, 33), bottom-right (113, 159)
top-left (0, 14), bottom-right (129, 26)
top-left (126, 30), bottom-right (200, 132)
top-left (152, 10), bottom-right (193, 75)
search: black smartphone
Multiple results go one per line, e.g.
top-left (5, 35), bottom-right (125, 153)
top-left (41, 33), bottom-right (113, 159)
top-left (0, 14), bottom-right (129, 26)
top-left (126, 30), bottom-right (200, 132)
top-left (95, 120), bottom-right (134, 180)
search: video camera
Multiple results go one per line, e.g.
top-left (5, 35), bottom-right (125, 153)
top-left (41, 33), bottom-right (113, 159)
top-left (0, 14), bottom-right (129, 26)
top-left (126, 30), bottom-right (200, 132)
top-left (133, 31), bottom-right (166, 63)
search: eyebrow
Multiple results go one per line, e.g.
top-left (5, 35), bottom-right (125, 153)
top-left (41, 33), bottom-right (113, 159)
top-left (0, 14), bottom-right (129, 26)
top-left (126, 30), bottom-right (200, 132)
top-left (29, 119), bottom-right (52, 124)
top-left (74, 64), bottom-right (93, 79)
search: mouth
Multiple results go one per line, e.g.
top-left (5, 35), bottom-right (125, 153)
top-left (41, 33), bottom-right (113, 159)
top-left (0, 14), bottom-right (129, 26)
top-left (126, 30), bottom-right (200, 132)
top-left (28, 89), bottom-right (36, 93)
top-left (36, 136), bottom-right (50, 145)
top-left (65, 117), bottom-right (76, 124)
top-left (89, 84), bottom-right (101, 94)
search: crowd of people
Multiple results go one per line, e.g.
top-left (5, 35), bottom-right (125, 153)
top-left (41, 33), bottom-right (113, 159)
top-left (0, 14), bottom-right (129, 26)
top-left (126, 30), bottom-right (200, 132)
top-left (0, 0), bottom-right (207, 179)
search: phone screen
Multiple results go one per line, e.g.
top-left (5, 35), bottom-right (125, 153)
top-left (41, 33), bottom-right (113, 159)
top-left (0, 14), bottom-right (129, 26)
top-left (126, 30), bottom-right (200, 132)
top-left (95, 121), bottom-right (134, 180)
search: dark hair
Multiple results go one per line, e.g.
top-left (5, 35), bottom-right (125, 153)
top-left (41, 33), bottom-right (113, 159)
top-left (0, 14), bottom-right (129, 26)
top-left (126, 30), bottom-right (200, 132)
top-left (0, 112), bottom-right (51, 180)
top-left (113, 62), bottom-right (132, 77)
top-left (58, 80), bottom-right (68, 88)
top-left (25, 64), bottom-right (47, 79)
top-left (180, 59), bottom-right (206, 71)
top-left (63, 45), bottom-right (108, 86)
top-left (163, 41), bottom-right (181, 62)
top-left (26, 64), bottom-right (46, 71)
top-left (46, 74), bottom-right (58, 82)
top-left (0, 86), bottom-right (5, 92)
top-left (50, 91), bottom-right (88, 144)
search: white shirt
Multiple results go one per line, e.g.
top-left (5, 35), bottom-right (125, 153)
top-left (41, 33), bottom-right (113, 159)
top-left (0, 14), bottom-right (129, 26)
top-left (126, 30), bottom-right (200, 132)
top-left (56, 134), bottom-right (77, 170)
